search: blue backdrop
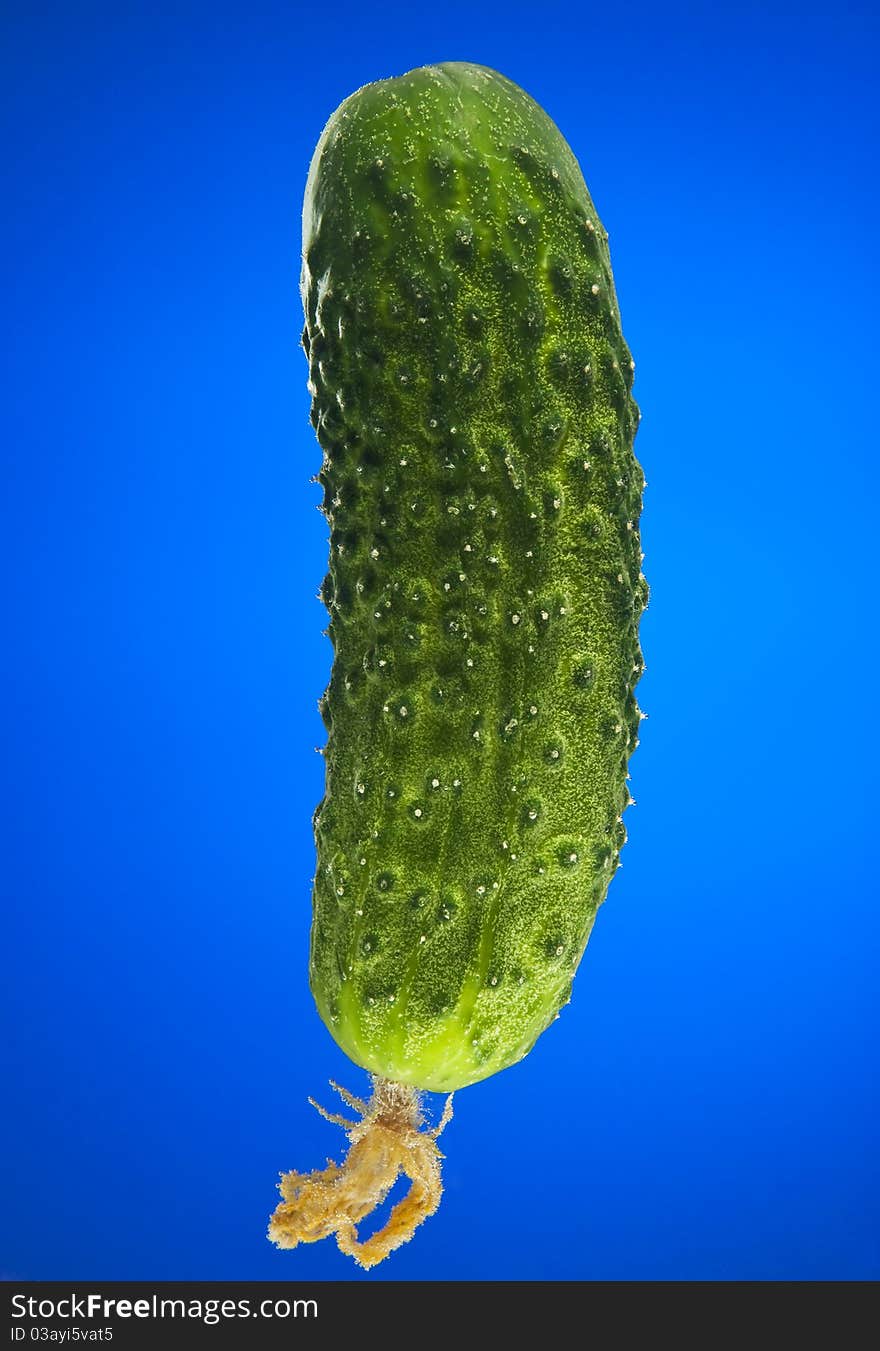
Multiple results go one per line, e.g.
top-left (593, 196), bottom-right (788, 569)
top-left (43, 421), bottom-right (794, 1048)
top-left (2, 0), bottom-right (877, 1281)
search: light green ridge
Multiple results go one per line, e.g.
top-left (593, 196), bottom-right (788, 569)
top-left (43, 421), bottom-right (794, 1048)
top-left (302, 62), bottom-right (646, 1092)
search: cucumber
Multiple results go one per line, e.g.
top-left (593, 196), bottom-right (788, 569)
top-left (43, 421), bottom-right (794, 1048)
top-left (270, 60), bottom-right (646, 1268)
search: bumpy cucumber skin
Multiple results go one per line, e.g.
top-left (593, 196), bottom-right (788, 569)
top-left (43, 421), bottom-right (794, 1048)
top-left (303, 63), bottom-right (646, 1092)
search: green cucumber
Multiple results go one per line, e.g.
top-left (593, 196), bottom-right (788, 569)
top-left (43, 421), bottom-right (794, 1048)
top-left (270, 60), bottom-right (646, 1268)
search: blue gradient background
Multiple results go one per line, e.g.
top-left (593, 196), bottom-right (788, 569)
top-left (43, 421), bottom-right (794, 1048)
top-left (2, 1), bottom-right (878, 1281)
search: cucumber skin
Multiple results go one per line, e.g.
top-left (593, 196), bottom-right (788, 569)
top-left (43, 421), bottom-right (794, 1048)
top-left (303, 63), bottom-right (646, 1092)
